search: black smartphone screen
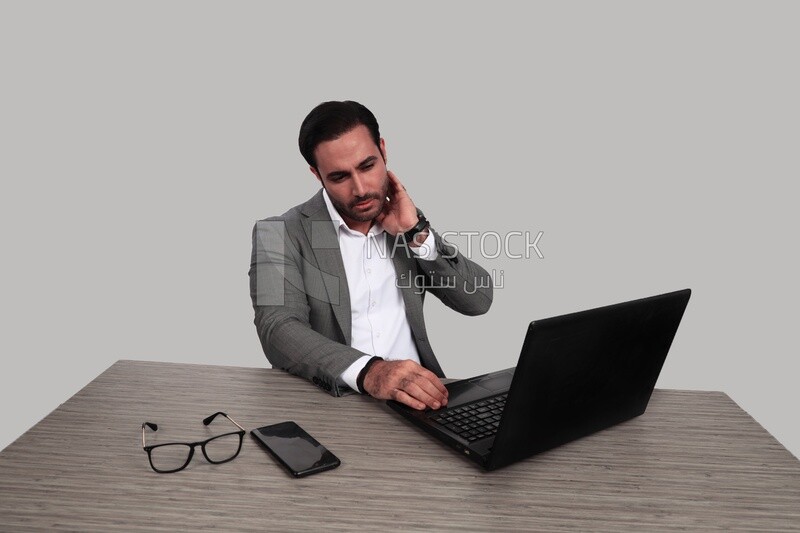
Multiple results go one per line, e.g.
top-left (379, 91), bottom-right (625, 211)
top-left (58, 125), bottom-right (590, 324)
top-left (250, 421), bottom-right (340, 477)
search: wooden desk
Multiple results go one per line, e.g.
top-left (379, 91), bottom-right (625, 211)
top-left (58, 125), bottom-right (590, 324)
top-left (0, 360), bottom-right (798, 531)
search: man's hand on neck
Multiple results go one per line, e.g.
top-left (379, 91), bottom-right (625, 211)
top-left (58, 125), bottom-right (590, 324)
top-left (375, 171), bottom-right (423, 237)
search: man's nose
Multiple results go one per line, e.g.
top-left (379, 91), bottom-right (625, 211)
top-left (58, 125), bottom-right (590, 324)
top-left (351, 174), bottom-right (367, 197)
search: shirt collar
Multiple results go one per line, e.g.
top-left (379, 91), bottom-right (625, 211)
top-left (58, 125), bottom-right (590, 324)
top-left (322, 189), bottom-right (385, 237)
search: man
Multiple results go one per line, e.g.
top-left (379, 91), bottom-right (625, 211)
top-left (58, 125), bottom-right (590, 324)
top-left (249, 101), bottom-right (493, 410)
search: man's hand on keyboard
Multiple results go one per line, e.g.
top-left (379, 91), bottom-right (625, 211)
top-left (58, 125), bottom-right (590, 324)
top-left (363, 359), bottom-right (449, 410)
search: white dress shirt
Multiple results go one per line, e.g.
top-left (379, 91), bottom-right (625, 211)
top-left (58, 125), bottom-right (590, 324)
top-left (322, 190), bottom-right (438, 392)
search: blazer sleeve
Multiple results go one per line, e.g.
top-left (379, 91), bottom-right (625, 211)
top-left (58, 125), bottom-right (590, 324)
top-left (414, 227), bottom-right (493, 315)
top-left (249, 218), bottom-right (364, 397)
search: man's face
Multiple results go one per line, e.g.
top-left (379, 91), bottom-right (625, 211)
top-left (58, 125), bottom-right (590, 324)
top-left (312, 125), bottom-right (389, 231)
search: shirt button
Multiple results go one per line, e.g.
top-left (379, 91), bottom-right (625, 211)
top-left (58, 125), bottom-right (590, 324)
top-left (370, 301), bottom-right (376, 308)
top-left (366, 268), bottom-right (371, 274)
top-left (376, 332), bottom-right (381, 338)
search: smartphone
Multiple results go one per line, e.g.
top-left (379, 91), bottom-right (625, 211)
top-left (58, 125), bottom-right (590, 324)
top-left (250, 421), bottom-right (340, 477)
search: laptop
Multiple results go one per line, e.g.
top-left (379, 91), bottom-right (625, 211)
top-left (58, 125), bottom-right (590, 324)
top-left (388, 289), bottom-right (691, 470)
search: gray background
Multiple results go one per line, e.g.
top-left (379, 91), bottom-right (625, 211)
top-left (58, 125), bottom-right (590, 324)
top-left (1, 1), bottom-right (797, 459)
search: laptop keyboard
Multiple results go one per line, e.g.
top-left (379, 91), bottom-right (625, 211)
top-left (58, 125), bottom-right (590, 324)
top-left (429, 393), bottom-right (507, 442)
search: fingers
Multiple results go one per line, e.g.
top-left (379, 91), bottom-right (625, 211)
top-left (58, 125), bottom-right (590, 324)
top-left (364, 359), bottom-right (449, 410)
top-left (390, 362), bottom-right (448, 410)
top-left (386, 169), bottom-right (401, 187)
top-left (401, 379), bottom-right (446, 410)
top-left (386, 170), bottom-right (407, 196)
top-left (411, 366), bottom-right (448, 400)
top-left (382, 170), bottom-right (419, 235)
top-left (393, 389), bottom-right (427, 411)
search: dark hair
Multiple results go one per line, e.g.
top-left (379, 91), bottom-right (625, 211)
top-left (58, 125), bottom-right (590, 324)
top-left (298, 100), bottom-right (381, 169)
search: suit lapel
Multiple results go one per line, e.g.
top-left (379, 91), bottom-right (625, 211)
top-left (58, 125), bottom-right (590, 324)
top-left (388, 234), bottom-right (425, 342)
top-left (388, 235), bottom-right (444, 376)
top-left (301, 191), bottom-right (352, 345)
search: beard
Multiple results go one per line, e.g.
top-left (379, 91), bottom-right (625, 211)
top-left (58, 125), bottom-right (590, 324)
top-left (328, 176), bottom-right (389, 223)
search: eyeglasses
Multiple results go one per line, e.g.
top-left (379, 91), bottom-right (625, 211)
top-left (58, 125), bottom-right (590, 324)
top-left (141, 412), bottom-right (245, 473)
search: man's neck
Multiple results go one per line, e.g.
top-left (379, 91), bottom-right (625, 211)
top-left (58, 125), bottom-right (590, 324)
top-left (341, 216), bottom-right (373, 236)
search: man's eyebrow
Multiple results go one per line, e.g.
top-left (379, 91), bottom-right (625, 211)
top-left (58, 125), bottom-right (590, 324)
top-left (325, 169), bottom-right (350, 180)
top-left (358, 155), bottom-right (378, 167)
top-left (325, 156), bottom-right (378, 180)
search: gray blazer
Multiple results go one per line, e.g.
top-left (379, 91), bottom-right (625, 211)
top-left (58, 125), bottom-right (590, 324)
top-left (249, 190), bottom-right (493, 396)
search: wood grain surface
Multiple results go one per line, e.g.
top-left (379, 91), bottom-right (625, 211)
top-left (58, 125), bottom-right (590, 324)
top-left (0, 360), bottom-right (798, 531)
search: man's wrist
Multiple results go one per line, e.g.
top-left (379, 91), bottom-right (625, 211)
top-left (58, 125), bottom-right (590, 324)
top-left (409, 228), bottom-right (430, 248)
top-left (357, 356), bottom-right (384, 394)
top-left (403, 209), bottom-right (429, 244)
top-left (409, 228), bottom-right (438, 260)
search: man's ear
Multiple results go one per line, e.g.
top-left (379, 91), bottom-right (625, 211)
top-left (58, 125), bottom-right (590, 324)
top-left (379, 138), bottom-right (387, 163)
top-left (310, 165), bottom-right (322, 184)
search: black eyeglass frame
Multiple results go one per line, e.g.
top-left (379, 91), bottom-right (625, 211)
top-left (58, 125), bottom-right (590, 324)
top-left (141, 411), bottom-right (245, 473)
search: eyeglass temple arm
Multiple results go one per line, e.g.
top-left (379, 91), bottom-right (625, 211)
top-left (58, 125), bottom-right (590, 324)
top-left (141, 422), bottom-right (158, 448)
top-left (202, 412), bottom-right (245, 432)
top-left (140, 414), bottom-right (243, 448)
